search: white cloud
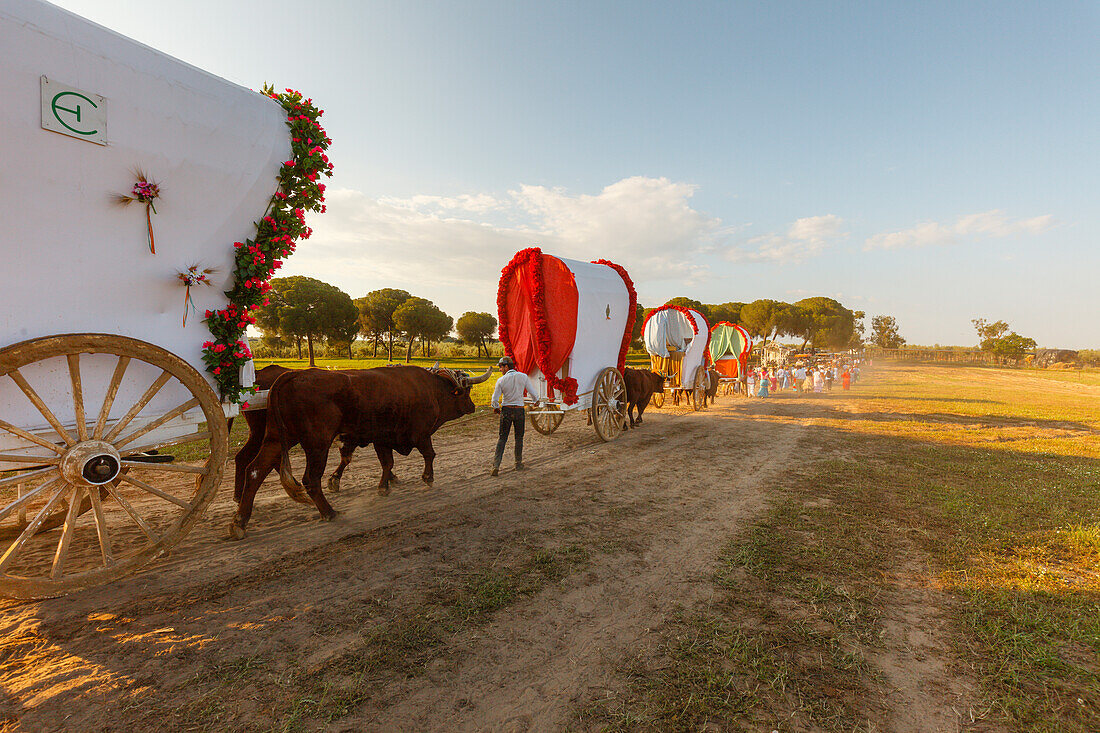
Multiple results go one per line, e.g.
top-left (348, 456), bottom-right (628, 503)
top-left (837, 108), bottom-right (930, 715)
top-left (509, 176), bottom-right (719, 280)
top-left (864, 210), bottom-right (1053, 250)
top-left (726, 214), bottom-right (845, 263)
top-left (290, 177), bottom-right (722, 312)
top-left (379, 193), bottom-right (502, 214)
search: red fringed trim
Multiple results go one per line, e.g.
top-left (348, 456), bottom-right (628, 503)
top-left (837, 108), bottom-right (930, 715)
top-left (590, 259), bottom-right (637, 374)
top-left (496, 247), bottom-right (579, 405)
top-left (642, 304), bottom-right (712, 364)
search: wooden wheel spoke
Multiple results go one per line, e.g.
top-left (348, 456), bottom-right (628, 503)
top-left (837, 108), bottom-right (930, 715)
top-left (0, 418), bottom-right (66, 455)
top-left (120, 430), bottom-right (211, 458)
top-left (93, 357), bottom-right (130, 440)
top-left (0, 335), bottom-right (229, 598)
top-left (0, 476), bottom-right (61, 524)
top-left (117, 473), bottom-right (192, 510)
top-left (113, 397), bottom-right (201, 449)
top-left (7, 369), bottom-right (75, 446)
top-left (50, 485), bottom-right (84, 579)
top-left (0, 466), bottom-right (58, 492)
top-left (87, 487), bottom-right (114, 567)
top-left (67, 354), bottom-right (89, 441)
top-left (120, 460), bottom-right (207, 475)
top-left (0, 453), bottom-right (60, 465)
top-left (102, 482), bottom-right (161, 544)
top-left (103, 370), bottom-right (173, 443)
top-left (0, 482), bottom-right (68, 573)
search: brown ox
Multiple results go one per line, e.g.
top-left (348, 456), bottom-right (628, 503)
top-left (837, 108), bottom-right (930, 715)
top-left (234, 365), bottom-right (360, 505)
top-left (231, 365), bottom-right (490, 539)
top-left (704, 367), bottom-right (721, 403)
top-left (623, 367), bottom-right (665, 428)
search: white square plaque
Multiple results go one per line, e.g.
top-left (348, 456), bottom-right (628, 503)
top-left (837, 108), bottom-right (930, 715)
top-left (41, 76), bottom-right (107, 145)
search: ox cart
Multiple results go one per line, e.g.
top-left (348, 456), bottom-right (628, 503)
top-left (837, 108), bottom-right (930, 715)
top-left (710, 322), bottom-right (752, 396)
top-left (496, 249), bottom-right (637, 442)
top-left (0, 1), bottom-right (304, 599)
top-left (644, 305), bottom-right (712, 410)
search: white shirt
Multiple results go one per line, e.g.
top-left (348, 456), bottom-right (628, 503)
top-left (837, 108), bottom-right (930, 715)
top-left (491, 369), bottom-right (540, 408)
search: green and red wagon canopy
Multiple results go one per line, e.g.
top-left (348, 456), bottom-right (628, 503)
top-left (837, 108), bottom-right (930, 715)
top-left (710, 322), bottom-right (751, 378)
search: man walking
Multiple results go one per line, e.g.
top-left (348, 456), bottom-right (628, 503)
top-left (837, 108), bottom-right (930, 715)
top-left (490, 356), bottom-right (540, 476)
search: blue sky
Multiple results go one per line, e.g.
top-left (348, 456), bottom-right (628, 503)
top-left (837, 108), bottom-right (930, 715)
top-left (54, 0), bottom-right (1099, 347)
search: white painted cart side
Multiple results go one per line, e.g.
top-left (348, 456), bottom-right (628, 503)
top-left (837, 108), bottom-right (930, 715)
top-left (0, 0), bottom-right (289, 599)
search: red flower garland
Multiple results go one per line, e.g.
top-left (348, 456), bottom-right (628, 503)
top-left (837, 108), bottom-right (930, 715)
top-left (590, 259), bottom-right (637, 374)
top-left (201, 85), bottom-right (333, 403)
top-left (496, 247), bottom-right (580, 405)
top-left (642, 304), bottom-right (712, 365)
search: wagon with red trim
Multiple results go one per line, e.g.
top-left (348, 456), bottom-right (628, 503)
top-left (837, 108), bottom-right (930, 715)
top-left (0, 2), bottom-right (329, 599)
top-left (496, 248), bottom-right (637, 442)
top-left (643, 305), bottom-right (712, 410)
top-left (710, 322), bottom-right (752, 395)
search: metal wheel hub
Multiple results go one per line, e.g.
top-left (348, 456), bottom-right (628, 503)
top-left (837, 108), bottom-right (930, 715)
top-left (60, 440), bottom-right (121, 486)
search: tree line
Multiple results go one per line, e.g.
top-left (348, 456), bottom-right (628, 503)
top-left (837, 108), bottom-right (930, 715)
top-left (253, 276), bottom-right (498, 366)
top-left (864, 316), bottom-right (1044, 360)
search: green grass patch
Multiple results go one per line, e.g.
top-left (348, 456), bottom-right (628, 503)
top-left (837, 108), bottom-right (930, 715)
top-left (582, 476), bottom-right (892, 731)
top-left (255, 355), bottom-right (504, 407)
top-left (832, 367), bottom-right (1100, 729)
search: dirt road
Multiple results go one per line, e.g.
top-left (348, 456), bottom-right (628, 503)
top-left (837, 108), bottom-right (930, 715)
top-left (0, 392), bottom-right (816, 730)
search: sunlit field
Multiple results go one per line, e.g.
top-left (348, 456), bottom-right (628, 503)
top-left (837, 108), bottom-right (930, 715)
top-left (583, 363), bottom-right (1100, 731)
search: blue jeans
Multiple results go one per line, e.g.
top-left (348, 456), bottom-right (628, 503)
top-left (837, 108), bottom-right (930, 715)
top-left (493, 406), bottom-right (525, 467)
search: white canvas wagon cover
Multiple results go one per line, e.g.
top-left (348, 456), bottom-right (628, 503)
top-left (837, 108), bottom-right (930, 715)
top-left (643, 306), bottom-right (711, 375)
top-left (0, 0), bottom-right (290, 442)
top-left (1, 0), bottom-right (289, 387)
top-left (497, 248), bottom-right (636, 405)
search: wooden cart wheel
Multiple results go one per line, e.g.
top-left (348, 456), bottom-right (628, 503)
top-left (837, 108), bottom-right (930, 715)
top-left (528, 405), bottom-right (564, 435)
top-left (692, 366), bottom-right (707, 411)
top-left (0, 334), bottom-right (228, 599)
top-left (589, 367), bottom-right (627, 442)
top-left (652, 389), bottom-right (665, 409)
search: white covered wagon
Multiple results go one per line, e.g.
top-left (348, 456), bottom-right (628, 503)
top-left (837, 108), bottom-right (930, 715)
top-left (0, 0), bottom-right (299, 598)
top-left (496, 249), bottom-right (637, 442)
top-left (643, 305), bottom-right (712, 410)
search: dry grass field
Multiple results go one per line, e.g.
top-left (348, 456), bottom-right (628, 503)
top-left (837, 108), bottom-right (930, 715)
top-left (1, 363), bottom-right (1097, 731)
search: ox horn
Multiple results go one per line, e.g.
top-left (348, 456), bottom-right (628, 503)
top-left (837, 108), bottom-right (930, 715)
top-left (431, 361), bottom-right (441, 369)
top-left (465, 367), bottom-right (493, 385)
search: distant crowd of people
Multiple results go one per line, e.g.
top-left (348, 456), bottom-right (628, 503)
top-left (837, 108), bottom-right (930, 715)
top-left (737, 359), bottom-right (864, 398)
